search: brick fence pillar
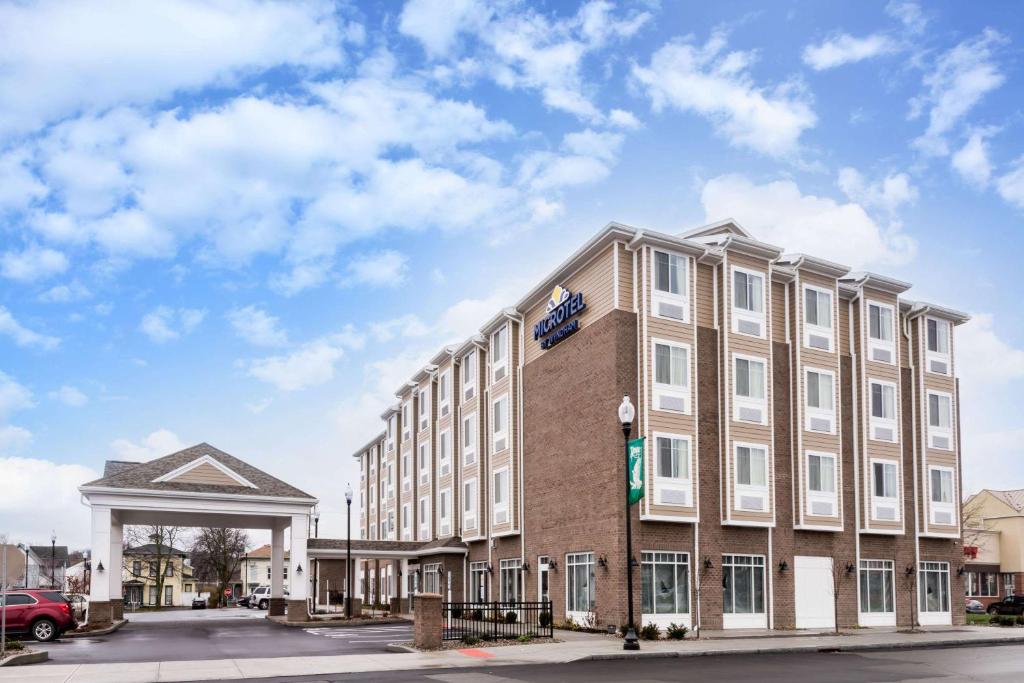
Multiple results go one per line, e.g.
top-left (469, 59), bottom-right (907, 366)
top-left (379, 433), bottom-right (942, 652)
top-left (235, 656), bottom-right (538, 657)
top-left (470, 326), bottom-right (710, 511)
top-left (413, 593), bottom-right (443, 650)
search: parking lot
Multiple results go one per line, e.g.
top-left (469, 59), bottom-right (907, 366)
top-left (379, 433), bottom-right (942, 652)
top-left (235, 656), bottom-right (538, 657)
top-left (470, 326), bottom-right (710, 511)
top-left (35, 611), bottom-right (413, 665)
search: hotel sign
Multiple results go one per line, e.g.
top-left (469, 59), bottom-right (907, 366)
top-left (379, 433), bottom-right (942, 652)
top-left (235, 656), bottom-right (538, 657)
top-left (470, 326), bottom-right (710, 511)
top-left (533, 285), bottom-right (586, 350)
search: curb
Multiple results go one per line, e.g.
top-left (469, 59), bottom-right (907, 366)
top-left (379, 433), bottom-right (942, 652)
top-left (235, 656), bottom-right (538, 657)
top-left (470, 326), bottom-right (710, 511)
top-left (64, 618), bottom-right (128, 638)
top-left (267, 615), bottom-right (410, 628)
top-left (0, 649), bottom-right (48, 667)
top-left (386, 643), bottom-right (418, 653)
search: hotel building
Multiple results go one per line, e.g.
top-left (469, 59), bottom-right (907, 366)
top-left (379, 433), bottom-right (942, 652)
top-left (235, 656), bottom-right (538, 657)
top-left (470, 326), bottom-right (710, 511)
top-left (352, 220), bottom-right (968, 631)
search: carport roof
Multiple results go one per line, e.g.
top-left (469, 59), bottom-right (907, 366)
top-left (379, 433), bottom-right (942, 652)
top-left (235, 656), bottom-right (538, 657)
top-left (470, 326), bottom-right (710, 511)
top-left (82, 442), bottom-right (315, 501)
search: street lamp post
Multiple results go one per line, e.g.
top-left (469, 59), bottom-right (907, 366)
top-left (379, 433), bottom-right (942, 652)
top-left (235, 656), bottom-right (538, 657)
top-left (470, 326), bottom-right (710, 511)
top-left (50, 531), bottom-right (57, 590)
top-left (2, 533), bottom-right (9, 661)
top-left (345, 484), bottom-right (353, 618)
top-left (618, 396), bottom-right (640, 651)
top-left (313, 506), bottom-right (320, 611)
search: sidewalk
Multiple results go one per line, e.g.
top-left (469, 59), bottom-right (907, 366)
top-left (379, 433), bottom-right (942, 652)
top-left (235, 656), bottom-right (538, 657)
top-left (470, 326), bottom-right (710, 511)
top-left (5, 625), bottom-right (1024, 683)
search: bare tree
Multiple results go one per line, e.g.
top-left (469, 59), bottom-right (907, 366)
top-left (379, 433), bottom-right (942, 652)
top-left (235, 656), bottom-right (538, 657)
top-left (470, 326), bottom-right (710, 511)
top-left (191, 528), bottom-right (249, 608)
top-left (124, 525), bottom-right (184, 608)
top-left (961, 495), bottom-right (988, 549)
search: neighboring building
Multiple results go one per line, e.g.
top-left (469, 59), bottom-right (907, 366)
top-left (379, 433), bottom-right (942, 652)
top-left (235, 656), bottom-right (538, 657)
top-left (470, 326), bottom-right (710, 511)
top-left (241, 544), bottom-right (289, 595)
top-left (28, 545), bottom-right (69, 589)
top-left (121, 543), bottom-right (195, 607)
top-left (963, 489), bottom-right (1024, 607)
top-left (352, 220), bottom-right (969, 631)
top-left (0, 544), bottom-right (29, 589)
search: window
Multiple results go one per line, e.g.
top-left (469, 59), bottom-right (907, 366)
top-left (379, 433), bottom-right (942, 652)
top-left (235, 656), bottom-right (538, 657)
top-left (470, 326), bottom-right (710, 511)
top-left (0, 594), bottom-right (36, 606)
top-left (439, 369), bottom-right (451, 417)
top-left (387, 416), bottom-right (396, 451)
top-left (402, 504), bottom-right (410, 540)
top-left (871, 460), bottom-right (900, 522)
top-left (538, 556), bottom-right (550, 603)
top-left (929, 466), bottom-right (955, 526)
top-left (652, 339), bottom-right (690, 413)
top-left (439, 488), bottom-right (452, 536)
top-left (402, 449), bottom-right (410, 491)
top-left (566, 552), bottom-right (596, 616)
top-left (732, 266), bottom-right (765, 337)
top-left (735, 444), bottom-right (769, 512)
top-left (418, 497), bottom-right (430, 540)
top-left (387, 463), bottom-right (394, 499)
top-left (492, 394), bottom-right (509, 451)
top-left (499, 559), bottom-right (521, 602)
top-left (641, 551), bottom-right (690, 618)
top-left (803, 285), bottom-right (833, 351)
top-left (423, 563), bottom-right (441, 594)
top-left (869, 379), bottom-right (898, 442)
top-left (463, 478), bottom-right (477, 530)
top-left (867, 302), bottom-right (895, 363)
top-left (463, 350), bottom-right (477, 400)
top-left (967, 572), bottom-right (998, 597)
top-left (418, 442), bottom-right (429, 485)
top-left (722, 555), bottom-right (765, 615)
top-left (402, 402), bottom-right (411, 441)
top-left (927, 391), bottom-right (953, 450)
top-left (149, 586), bottom-right (157, 605)
top-left (806, 452), bottom-right (837, 517)
top-left (926, 317), bottom-right (951, 375)
top-left (387, 510), bottom-right (395, 539)
top-left (418, 389), bottom-right (429, 431)
top-left (804, 368), bottom-right (835, 433)
top-left (652, 249), bottom-right (689, 322)
top-left (859, 560), bottom-right (895, 614)
top-left (133, 560), bottom-right (141, 577)
top-left (733, 355), bottom-right (767, 424)
top-left (164, 585), bottom-right (173, 606)
top-left (439, 429), bottom-right (451, 477)
top-left (919, 562), bottom-right (950, 614)
top-left (492, 324), bottom-right (508, 382)
top-left (470, 562), bottom-right (488, 601)
top-left (149, 561), bottom-right (157, 577)
top-left (165, 562), bottom-right (174, 577)
top-left (462, 413), bottom-right (476, 465)
top-left (1004, 573), bottom-right (1015, 596)
top-left (654, 434), bottom-right (692, 507)
top-left (493, 467), bottom-right (509, 526)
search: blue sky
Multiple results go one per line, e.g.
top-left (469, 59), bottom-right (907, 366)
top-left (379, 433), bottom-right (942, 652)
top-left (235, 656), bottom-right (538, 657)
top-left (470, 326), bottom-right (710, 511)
top-left (1, 0), bottom-right (1022, 548)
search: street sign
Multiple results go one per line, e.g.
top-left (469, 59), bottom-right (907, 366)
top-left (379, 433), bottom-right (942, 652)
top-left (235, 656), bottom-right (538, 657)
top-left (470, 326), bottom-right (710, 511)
top-left (224, 587), bottom-right (232, 597)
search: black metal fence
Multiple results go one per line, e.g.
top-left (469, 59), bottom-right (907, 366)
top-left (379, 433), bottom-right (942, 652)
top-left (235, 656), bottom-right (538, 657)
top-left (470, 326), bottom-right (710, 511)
top-left (442, 601), bottom-right (554, 641)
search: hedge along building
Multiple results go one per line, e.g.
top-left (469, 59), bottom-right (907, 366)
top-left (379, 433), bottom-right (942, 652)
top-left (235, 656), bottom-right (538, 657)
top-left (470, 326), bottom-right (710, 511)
top-left (353, 220), bottom-right (969, 632)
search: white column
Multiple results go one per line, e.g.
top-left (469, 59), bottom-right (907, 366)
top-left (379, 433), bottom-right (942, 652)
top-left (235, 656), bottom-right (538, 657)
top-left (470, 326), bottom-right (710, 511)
top-left (108, 514), bottom-right (123, 600)
top-left (289, 514), bottom-right (308, 601)
top-left (89, 507), bottom-right (111, 603)
top-left (270, 523), bottom-right (284, 599)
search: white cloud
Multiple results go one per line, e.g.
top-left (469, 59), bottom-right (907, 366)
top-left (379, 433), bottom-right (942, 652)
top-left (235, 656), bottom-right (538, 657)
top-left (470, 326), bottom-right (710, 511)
top-left (996, 157), bottom-right (1024, 210)
top-left (0, 371), bottom-right (34, 419)
top-left (956, 313), bottom-right (1024, 385)
top-left (701, 173), bottom-right (915, 269)
top-left (608, 109), bottom-right (641, 130)
top-left (49, 385), bottom-right (88, 407)
top-left (837, 167), bottom-right (918, 214)
top-left (245, 397), bottom-right (273, 414)
top-left (370, 315), bottom-right (432, 343)
top-left (244, 339), bottom-right (347, 392)
top-left (340, 250), bottom-right (409, 288)
top-left (399, 0), bottom-right (491, 58)
top-left (111, 428), bottom-right (188, 461)
top-left (0, 245), bottom-right (68, 282)
top-left (633, 32), bottom-right (816, 158)
top-left (0, 457), bottom-right (99, 547)
top-left (0, 425), bottom-right (33, 453)
top-left (951, 129), bottom-right (995, 188)
top-left (910, 28), bottom-right (1007, 156)
top-left (139, 306), bottom-right (207, 343)
top-left (226, 305), bottom-right (289, 347)
top-left (885, 1), bottom-right (927, 35)
top-left (0, 306), bottom-right (60, 350)
top-left (802, 33), bottom-right (896, 71)
top-left (38, 280), bottom-right (92, 304)
top-left (518, 128), bottom-right (624, 192)
top-left (0, 149), bottom-right (47, 212)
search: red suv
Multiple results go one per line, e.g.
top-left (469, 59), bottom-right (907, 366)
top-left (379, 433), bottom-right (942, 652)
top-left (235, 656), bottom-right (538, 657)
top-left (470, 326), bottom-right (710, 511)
top-left (0, 589), bottom-right (78, 641)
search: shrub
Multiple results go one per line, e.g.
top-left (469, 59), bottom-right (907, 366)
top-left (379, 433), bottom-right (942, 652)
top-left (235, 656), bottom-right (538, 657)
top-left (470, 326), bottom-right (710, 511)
top-left (3, 638), bottom-right (24, 652)
top-left (666, 623), bottom-right (689, 640)
top-left (480, 632), bottom-right (493, 641)
top-left (461, 635), bottom-right (480, 646)
top-left (505, 611), bottom-right (518, 624)
top-left (619, 624), bottom-right (631, 637)
top-left (640, 623), bottom-right (661, 640)
top-left (517, 634), bottom-right (534, 643)
top-left (1016, 615), bottom-right (1024, 626)
top-left (451, 607), bottom-right (463, 619)
top-left (538, 611), bottom-right (553, 627)
top-left (472, 609), bottom-right (483, 621)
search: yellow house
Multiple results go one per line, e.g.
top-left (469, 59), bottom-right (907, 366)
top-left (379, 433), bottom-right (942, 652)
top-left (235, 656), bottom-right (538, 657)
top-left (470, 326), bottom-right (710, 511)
top-left (963, 489), bottom-right (1024, 606)
top-left (122, 543), bottom-right (196, 608)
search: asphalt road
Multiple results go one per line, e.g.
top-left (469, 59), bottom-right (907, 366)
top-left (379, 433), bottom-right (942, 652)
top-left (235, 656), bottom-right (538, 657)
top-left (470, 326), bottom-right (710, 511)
top-left (35, 618), bottom-right (412, 664)
top-left (200, 643), bottom-right (1024, 682)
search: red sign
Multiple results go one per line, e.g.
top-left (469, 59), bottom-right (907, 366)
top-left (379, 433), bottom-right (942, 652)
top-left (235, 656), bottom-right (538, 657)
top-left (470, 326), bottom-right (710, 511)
top-left (224, 588), bottom-right (233, 597)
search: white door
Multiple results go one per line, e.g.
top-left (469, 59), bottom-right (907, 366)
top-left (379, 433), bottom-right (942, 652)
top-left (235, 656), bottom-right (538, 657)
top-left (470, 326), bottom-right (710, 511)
top-left (794, 556), bottom-right (835, 629)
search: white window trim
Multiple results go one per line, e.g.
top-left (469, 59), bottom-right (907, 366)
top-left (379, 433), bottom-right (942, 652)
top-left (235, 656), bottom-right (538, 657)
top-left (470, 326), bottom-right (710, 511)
top-left (928, 465), bottom-right (956, 526)
top-left (651, 248), bottom-right (690, 323)
top-left (492, 393), bottom-right (509, 452)
top-left (867, 300), bottom-right (896, 365)
top-left (463, 350), bottom-right (477, 400)
top-left (651, 337), bottom-right (692, 415)
top-left (870, 458), bottom-right (901, 523)
top-left (732, 352), bottom-right (768, 425)
top-left (493, 466), bottom-right (510, 526)
top-left (652, 432), bottom-right (693, 508)
top-left (418, 389), bottom-right (430, 432)
top-left (462, 413), bottom-right (477, 465)
top-left (925, 316), bottom-right (952, 376)
top-left (439, 428), bottom-right (452, 477)
top-left (418, 496), bottom-right (430, 540)
top-left (640, 550), bottom-right (692, 629)
top-left (734, 442), bottom-right (770, 512)
top-left (731, 265), bottom-right (767, 339)
top-left (439, 369), bottom-right (451, 417)
top-left (868, 378), bottom-right (899, 442)
top-left (402, 449), bottom-right (411, 492)
top-left (387, 463), bottom-right (394, 500)
top-left (565, 552), bottom-right (596, 621)
top-left (805, 451), bottom-right (838, 518)
top-left (858, 559), bottom-right (896, 626)
top-left (802, 283), bottom-right (835, 352)
top-left (438, 487), bottom-right (452, 537)
top-left (401, 504), bottom-right (410, 540)
top-left (804, 366), bottom-right (837, 434)
top-left (463, 478), bottom-right (477, 531)
top-left (401, 402), bottom-right (411, 441)
top-left (491, 324), bottom-right (509, 383)
top-left (419, 442), bottom-right (430, 485)
top-left (927, 389), bottom-right (954, 451)
top-left (722, 554), bottom-right (767, 629)
top-left (387, 416), bottom-right (396, 452)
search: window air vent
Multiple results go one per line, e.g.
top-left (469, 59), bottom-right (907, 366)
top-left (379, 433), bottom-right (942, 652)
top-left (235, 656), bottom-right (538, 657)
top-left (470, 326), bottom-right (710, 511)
top-left (872, 348), bottom-right (892, 363)
top-left (808, 334), bottom-right (831, 350)
top-left (934, 511), bottom-right (953, 526)
top-left (441, 405), bottom-right (449, 417)
top-left (495, 367), bottom-right (506, 381)
top-left (929, 360), bottom-right (948, 374)
top-left (809, 417), bottom-right (832, 433)
top-left (740, 495), bottom-right (765, 511)
top-left (658, 302), bottom-right (685, 320)
top-left (659, 395), bottom-right (687, 412)
top-left (738, 319), bottom-right (761, 336)
top-left (873, 426), bottom-right (894, 442)
top-left (931, 435), bottom-right (950, 450)
top-left (875, 506), bottom-right (896, 521)
top-left (811, 501), bottom-right (834, 517)
top-left (659, 489), bottom-right (690, 506)
top-left (738, 406), bottom-right (763, 423)
top-left (495, 437), bottom-right (507, 452)
top-left (464, 387), bottom-right (474, 401)
top-left (494, 510), bottom-right (508, 525)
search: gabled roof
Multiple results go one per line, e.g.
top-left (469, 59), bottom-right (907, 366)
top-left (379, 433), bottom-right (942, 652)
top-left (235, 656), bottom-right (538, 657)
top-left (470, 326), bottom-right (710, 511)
top-left (104, 460), bottom-right (141, 477)
top-left (125, 544), bottom-right (190, 557)
top-left (82, 443), bottom-right (316, 500)
top-left (901, 299), bottom-right (970, 325)
top-left (245, 544), bottom-right (289, 559)
top-left (29, 546), bottom-right (69, 562)
top-left (679, 218), bottom-right (753, 240)
top-left (978, 489), bottom-right (1024, 514)
top-left (840, 271), bottom-right (912, 296)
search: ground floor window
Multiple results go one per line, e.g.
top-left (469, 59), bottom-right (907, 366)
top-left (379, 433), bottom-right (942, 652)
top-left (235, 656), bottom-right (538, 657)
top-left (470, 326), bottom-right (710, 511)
top-left (722, 555), bottom-right (765, 615)
top-left (470, 561), bottom-right (488, 602)
top-left (566, 552), bottom-right (595, 616)
top-left (538, 556), bottom-right (550, 603)
top-left (423, 563), bottom-right (441, 594)
top-left (499, 559), bottom-right (521, 602)
top-left (859, 560), bottom-right (894, 614)
top-left (164, 585), bottom-right (173, 606)
top-left (1004, 573), bottom-right (1015, 596)
top-left (149, 586), bottom-right (157, 605)
top-left (642, 551), bottom-right (690, 617)
top-left (967, 571), bottom-right (998, 597)
top-left (920, 561), bottom-right (950, 614)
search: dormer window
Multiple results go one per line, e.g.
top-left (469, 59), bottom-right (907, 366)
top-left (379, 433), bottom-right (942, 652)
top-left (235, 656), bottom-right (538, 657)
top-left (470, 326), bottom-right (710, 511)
top-left (926, 317), bottom-right (951, 375)
top-left (732, 266), bottom-right (765, 337)
top-left (867, 302), bottom-right (895, 364)
top-left (803, 285), bottom-right (833, 351)
top-left (652, 249), bottom-right (689, 322)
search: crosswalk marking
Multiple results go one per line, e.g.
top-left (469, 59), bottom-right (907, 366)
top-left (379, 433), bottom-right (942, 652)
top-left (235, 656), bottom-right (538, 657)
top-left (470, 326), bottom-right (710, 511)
top-left (303, 624), bottom-right (413, 641)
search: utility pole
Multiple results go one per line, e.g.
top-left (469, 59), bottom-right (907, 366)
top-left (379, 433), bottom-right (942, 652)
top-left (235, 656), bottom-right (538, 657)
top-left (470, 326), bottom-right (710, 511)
top-left (2, 533), bottom-right (9, 660)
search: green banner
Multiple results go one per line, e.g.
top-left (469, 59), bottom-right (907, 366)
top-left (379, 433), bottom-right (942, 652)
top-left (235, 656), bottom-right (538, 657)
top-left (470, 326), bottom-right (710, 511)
top-left (627, 437), bottom-right (645, 505)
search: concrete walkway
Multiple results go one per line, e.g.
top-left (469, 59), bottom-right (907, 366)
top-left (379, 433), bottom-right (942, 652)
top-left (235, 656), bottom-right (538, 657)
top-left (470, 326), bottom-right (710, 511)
top-left (5, 625), bottom-right (1024, 683)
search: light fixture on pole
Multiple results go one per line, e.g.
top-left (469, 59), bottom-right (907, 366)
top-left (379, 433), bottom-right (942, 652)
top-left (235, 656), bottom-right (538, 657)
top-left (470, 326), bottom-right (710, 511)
top-left (618, 395), bottom-right (639, 651)
top-left (51, 530), bottom-right (57, 590)
top-left (345, 483), bottom-right (354, 618)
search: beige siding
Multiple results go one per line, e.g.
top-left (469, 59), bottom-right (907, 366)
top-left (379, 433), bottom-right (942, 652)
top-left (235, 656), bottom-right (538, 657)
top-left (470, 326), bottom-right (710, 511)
top-left (616, 241), bottom-right (633, 310)
top-left (169, 462), bottom-right (240, 486)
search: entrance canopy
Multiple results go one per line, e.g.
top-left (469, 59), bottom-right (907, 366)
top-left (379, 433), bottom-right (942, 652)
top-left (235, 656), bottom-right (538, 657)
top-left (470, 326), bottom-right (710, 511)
top-left (79, 443), bottom-right (317, 623)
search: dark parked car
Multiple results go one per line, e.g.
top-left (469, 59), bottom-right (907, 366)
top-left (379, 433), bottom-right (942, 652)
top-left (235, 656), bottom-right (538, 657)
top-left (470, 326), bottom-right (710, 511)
top-left (0, 589), bottom-right (78, 641)
top-left (191, 596), bottom-right (207, 609)
top-left (237, 595), bottom-right (251, 608)
top-left (987, 595), bottom-right (1024, 615)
